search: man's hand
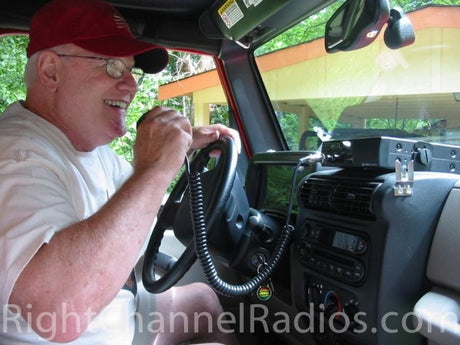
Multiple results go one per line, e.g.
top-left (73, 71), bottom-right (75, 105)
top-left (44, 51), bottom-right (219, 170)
top-left (191, 124), bottom-right (241, 157)
top-left (134, 106), bottom-right (192, 181)
top-left (134, 108), bottom-right (241, 180)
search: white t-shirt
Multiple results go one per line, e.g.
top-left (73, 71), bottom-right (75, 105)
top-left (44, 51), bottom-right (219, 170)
top-left (0, 102), bottom-right (143, 344)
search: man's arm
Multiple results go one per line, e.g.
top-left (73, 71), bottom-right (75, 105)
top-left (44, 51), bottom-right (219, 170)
top-left (9, 106), bottom-right (192, 342)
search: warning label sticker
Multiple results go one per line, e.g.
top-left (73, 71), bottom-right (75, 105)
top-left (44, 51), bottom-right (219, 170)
top-left (218, 0), bottom-right (244, 29)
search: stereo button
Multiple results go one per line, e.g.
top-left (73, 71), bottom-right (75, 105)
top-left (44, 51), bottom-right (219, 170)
top-left (353, 263), bottom-right (364, 281)
top-left (335, 266), bottom-right (343, 277)
top-left (343, 269), bottom-right (353, 280)
top-left (353, 271), bottom-right (363, 281)
top-left (355, 238), bottom-right (367, 254)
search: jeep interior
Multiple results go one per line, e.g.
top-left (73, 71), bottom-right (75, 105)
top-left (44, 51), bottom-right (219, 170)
top-left (1, 0), bottom-right (460, 344)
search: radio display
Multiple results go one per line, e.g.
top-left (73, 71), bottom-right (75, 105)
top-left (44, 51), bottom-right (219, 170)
top-left (332, 231), bottom-right (359, 252)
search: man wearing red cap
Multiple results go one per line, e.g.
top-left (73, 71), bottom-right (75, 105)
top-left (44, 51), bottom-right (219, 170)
top-left (0, 0), bottom-right (241, 344)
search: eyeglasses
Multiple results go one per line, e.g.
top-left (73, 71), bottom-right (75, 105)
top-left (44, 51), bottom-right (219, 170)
top-left (57, 54), bottom-right (145, 85)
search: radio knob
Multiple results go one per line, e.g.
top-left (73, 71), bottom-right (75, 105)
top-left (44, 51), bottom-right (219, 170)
top-left (344, 302), bottom-right (359, 319)
top-left (344, 302), bottom-right (360, 330)
top-left (417, 147), bottom-right (433, 165)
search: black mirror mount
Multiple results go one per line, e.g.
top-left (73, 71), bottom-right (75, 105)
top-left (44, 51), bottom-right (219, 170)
top-left (383, 8), bottom-right (416, 49)
top-left (325, 0), bottom-right (390, 53)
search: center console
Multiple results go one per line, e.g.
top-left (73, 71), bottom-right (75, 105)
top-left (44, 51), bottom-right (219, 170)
top-left (290, 137), bottom-right (460, 345)
top-left (292, 167), bottom-right (459, 345)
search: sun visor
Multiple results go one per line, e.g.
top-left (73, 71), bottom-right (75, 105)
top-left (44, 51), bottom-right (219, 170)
top-left (199, 0), bottom-right (288, 48)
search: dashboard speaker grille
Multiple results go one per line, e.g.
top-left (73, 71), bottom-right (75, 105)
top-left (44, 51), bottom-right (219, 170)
top-left (299, 177), bottom-right (380, 219)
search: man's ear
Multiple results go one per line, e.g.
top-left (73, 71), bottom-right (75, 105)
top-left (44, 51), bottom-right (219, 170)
top-left (36, 51), bottom-right (60, 92)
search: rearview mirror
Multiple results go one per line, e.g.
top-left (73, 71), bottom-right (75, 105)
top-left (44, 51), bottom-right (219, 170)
top-left (325, 0), bottom-right (390, 53)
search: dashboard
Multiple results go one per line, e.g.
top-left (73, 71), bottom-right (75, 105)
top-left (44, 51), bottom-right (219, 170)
top-left (242, 138), bottom-right (460, 345)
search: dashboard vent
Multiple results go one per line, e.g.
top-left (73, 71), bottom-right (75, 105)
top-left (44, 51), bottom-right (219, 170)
top-left (299, 177), bottom-right (380, 219)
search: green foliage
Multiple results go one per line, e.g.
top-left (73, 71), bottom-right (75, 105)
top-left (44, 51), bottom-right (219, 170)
top-left (210, 105), bottom-right (230, 126)
top-left (275, 112), bottom-right (299, 150)
top-left (255, 1), bottom-right (343, 56)
top-left (0, 35), bottom-right (28, 112)
top-left (366, 117), bottom-right (432, 133)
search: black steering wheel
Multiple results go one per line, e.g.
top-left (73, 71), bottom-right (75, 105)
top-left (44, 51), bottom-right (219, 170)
top-left (142, 136), bottom-right (237, 293)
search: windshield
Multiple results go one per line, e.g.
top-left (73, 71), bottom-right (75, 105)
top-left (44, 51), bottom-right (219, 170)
top-left (254, 1), bottom-right (460, 151)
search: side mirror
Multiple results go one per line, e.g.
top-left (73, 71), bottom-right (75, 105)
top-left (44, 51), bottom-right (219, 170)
top-left (325, 0), bottom-right (390, 53)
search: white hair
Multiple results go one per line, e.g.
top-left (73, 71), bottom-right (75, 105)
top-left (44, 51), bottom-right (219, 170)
top-left (24, 52), bottom-right (39, 89)
top-left (24, 44), bottom-right (78, 89)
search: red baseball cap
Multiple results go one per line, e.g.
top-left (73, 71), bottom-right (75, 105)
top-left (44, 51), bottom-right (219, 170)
top-left (27, 0), bottom-right (169, 73)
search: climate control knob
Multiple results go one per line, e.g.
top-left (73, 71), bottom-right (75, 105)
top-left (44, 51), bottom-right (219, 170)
top-left (323, 291), bottom-right (342, 317)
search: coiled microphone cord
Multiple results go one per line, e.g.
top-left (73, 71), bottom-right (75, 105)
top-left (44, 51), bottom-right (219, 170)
top-left (185, 155), bottom-right (293, 297)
